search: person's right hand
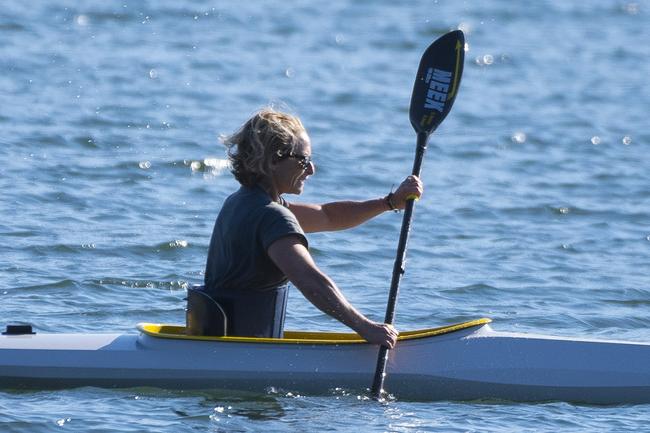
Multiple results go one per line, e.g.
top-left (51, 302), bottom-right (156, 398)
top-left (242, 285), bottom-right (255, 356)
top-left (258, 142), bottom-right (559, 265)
top-left (359, 321), bottom-right (399, 348)
top-left (391, 175), bottom-right (424, 209)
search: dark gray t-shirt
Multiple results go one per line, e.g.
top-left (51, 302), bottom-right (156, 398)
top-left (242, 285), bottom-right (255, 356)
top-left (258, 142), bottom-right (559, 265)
top-left (204, 185), bottom-right (307, 293)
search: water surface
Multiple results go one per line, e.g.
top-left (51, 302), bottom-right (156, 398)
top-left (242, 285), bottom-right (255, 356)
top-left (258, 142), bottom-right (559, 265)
top-left (2, 0), bottom-right (650, 431)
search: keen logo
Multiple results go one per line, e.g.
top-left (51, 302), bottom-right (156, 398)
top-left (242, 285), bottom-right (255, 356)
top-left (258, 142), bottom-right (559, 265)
top-left (424, 68), bottom-right (452, 112)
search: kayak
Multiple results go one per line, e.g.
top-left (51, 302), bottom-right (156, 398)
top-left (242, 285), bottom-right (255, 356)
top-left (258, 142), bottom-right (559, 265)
top-left (2, 318), bottom-right (650, 404)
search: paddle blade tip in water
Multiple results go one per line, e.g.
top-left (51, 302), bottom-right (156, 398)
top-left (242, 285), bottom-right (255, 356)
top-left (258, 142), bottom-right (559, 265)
top-left (409, 30), bottom-right (465, 136)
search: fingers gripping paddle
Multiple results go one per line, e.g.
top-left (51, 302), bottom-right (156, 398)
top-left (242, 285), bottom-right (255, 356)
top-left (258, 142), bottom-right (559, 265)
top-left (371, 30), bottom-right (465, 400)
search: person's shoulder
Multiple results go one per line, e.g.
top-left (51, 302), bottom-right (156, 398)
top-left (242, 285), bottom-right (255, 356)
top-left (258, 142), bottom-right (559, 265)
top-left (259, 200), bottom-right (306, 246)
top-left (262, 200), bottom-right (294, 219)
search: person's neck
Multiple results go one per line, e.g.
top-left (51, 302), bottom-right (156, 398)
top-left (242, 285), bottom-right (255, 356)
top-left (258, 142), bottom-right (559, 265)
top-left (258, 179), bottom-right (281, 203)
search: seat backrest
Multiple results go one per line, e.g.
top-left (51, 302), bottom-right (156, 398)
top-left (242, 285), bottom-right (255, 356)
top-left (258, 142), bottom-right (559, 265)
top-left (186, 286), bottom-right (228, 336)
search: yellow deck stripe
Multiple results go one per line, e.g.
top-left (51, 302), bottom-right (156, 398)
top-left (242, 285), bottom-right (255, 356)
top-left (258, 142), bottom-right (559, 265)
top-left (137, 318), bottom-right (491, 345)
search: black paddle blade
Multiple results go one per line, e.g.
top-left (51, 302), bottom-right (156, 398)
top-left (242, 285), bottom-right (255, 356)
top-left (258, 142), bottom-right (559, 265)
top-left (409, 30), bottom-right (465, 136)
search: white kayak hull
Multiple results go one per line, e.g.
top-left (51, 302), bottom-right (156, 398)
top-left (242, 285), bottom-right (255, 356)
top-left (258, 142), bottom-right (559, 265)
top-left (2, 319), bottom-right (650, 404)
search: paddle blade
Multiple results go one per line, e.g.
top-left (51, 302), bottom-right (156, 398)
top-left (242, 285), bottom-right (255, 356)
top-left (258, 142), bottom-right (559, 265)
top-left (409, 30), bottom-right (465, 136)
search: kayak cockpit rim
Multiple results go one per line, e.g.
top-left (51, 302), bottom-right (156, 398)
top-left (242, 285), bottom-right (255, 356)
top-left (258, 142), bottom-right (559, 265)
top-left (136, 318), bottom-right (491, 345)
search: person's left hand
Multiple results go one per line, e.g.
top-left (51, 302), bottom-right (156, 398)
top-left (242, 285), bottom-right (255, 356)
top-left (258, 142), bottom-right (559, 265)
top-left (391, 175), bottom-right (423, 209)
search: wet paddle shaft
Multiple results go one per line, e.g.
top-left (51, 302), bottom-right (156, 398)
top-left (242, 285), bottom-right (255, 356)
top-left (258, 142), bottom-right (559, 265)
top-left (371, 30), bottom-right (465, 399)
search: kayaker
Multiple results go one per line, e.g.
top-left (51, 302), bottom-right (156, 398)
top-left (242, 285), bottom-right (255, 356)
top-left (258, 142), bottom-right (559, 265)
top-left (188, 108), bottom-right (422, 348)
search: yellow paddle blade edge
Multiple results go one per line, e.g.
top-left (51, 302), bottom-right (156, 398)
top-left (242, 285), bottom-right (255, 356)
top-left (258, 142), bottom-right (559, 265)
top-left (137, 318), bottom-right (491, 345)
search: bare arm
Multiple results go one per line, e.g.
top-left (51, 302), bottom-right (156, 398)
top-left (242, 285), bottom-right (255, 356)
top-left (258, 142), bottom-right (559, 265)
top-left (267, 236), bottom-right (398, 347)
top-left (288, 175), bottom-right (423, 233)
top-left (289, 198), bottom-right (388, 233)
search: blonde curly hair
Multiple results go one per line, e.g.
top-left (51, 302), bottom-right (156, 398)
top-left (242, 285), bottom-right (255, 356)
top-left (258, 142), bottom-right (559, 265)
top-left (223, 108), bottom-right (306, 187)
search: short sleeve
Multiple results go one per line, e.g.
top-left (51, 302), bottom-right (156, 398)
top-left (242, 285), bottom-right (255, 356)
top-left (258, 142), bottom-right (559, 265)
top-left (259, 204), bottom-right (308, 251)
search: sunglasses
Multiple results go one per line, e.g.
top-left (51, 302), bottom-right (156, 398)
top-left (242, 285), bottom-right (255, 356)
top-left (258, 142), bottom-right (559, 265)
top-left (276, 151), bottom-right (313, 170)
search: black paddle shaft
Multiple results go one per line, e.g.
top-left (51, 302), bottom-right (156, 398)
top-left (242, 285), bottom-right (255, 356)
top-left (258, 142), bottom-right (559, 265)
top-left (371, 30), bottom-right (465, 400)
top-left (382, 132), bottom-right (429, 325)
top-left (370, 132), bottom-right (428, 398)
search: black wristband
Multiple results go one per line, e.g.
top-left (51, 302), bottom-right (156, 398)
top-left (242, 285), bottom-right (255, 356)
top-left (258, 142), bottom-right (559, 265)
top-left (384, 192), bottom-right (398, 211)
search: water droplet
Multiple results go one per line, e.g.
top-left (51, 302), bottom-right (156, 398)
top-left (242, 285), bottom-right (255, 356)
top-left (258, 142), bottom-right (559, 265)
top-left (149, 69), bottom-right (158, 79)
top-left (75, 15), bottom-right (89, 26)
top-left (483, 54), bottom-right (494, 65)
top-left (623, 2), bottom-right (640, 14)
top-left (56, 418), bottom-right (71, 426)
top-left (559, 207), bottom-right (569, 214)
top-left (622, 136), bottom-right (632, 145)
top-left (285, 67), bottom-right (295, 78)
top-left (511, 131), bottom-right (526, 144)
top-left (190, 161), bottom-right (202, 171)
top-left (590, 136), bottom-right (601, 145)
top-left (335, 34), bottom-right (344, 44)
top-left (139, 161), bottom-right (151, 169)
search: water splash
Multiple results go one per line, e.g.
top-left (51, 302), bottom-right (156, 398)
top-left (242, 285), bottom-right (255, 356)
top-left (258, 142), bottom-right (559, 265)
top-left (511, 131), bottom-right (526, 144)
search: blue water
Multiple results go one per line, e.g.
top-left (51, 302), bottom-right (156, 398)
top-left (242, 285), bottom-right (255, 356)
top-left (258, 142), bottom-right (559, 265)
top-left (2, 0), bottom-right (650, 431)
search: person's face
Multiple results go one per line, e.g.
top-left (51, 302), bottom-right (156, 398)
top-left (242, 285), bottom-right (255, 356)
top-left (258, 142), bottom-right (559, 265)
top-left (273, 131), bottom-right (315, 195)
